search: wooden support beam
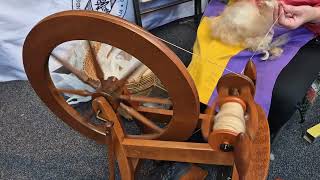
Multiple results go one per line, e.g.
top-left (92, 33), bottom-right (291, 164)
top-left (122, 139), bottom-right (234, 165)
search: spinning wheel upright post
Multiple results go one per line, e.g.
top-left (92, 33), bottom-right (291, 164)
top-left (23, 11), bottom-right (270, 180)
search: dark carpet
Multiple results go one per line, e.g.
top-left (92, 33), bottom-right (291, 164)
top-left (0, 81), bottom-right (108, 179)
top-left (268, 102), bottom-right (320, 180)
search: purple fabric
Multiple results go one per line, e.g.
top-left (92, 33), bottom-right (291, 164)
top-left (203, 0), bottom-right (227, 17)
top-left (202, 0), bottom-right (315, 114)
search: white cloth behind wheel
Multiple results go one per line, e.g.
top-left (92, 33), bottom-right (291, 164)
top-left (0, 0), bottom-right (136, 82)
top-left (55, 41), bottom-right (147, 104)
top-left (51, 73), bottom-right (95, 105)
top-left (0, 0), bottom-right (208, 82)
top-left (0, 1), bottom-right (70, 81)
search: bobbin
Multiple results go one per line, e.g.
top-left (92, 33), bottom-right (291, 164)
top-left (206, 68), bottom-right (259, 152)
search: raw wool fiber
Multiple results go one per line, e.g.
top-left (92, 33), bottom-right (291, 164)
top-left (210, 0), bottom-right (285, 59)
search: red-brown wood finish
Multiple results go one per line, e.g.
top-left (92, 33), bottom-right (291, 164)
top-left (23, 11), bottom-right (270, 180)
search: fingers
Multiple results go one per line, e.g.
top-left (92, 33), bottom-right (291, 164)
top-left (281, 3), bottom-right (299, 14)
top-left (273, 2), bottom-right (280, 22)
top-left (278, 1), bottom-right (295, 16)
top-left (275, 1), bottom-right (309, 29)
top-left (277, 4), bottom-right (294, 28)
top-left (278, 3), bottom-right (292, 23)
top-left (274, 2), bottom-right (289, 23)
top-left (278, 4), bottom-right (286, 23)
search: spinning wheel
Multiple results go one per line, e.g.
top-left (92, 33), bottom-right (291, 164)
top-left (23, 10), bottom-right (270, 180)
top-left (23, 10), bottom-right (199, 142)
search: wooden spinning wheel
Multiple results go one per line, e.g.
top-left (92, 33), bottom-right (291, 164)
top-left (23, 10), bottom-right (199, 142)
top-left (23, 10), bottom-right (270, 180)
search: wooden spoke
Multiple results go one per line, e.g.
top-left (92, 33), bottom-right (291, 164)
top-left (106, 47), bottom-right (114, 59)
top-left (120, 103), bottom-right (163, 133)
top-left (119, 95), bottom-right (172, 105)
top-left (51, 53), bottom-right (100, 89)
top-left (56, 88), bottom-right (93, 96)
top-left (87, 41), bottom-right (105, 82)
top-left (136, 106), bottom-right (209, 120)
top-left (136, 106), bottom-right (172, 116)
top-left (109, 62), bottom-right (142, 93)
top-left (126, 134), bottom-right (160, 140)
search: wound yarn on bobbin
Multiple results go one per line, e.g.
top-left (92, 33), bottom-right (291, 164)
top-left (213, 102), bottom-right (246, 134)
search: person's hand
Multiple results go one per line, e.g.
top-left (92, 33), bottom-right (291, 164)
top-left (273, 2), bottom-right (319, 29)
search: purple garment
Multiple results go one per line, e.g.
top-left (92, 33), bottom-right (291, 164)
top-left (202, 0), bottom-right (315, 114)
top-left (203, 0), bottom-right (227, 17)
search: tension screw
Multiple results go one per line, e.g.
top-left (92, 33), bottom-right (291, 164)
top-left (220, 143), bottom-right (234, 152)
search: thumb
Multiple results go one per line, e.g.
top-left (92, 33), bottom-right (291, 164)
top-left (278, 5), bottom-right (287, 23)
top-left (273, 3), bottom-right (280, 22)
top-left (281, 3), bottom-right (299, 14)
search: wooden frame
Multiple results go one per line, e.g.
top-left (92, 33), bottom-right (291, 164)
top-left (23, 11), bottom-right (270, 179)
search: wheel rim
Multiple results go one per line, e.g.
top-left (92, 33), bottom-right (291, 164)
top-left (23, 10), bottom-right (200, 142)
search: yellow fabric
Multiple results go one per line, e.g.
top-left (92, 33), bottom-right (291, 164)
top-left (307, 123), bottom-right (320, 138)
top-left (187, 16), bottom-right (244, 104)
